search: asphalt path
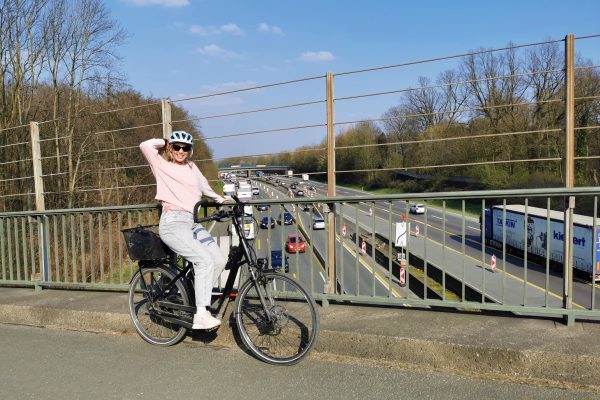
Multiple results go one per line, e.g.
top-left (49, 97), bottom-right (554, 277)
top-left (2, 324), bottom-right (596, 400)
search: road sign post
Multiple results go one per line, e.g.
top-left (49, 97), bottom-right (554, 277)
top-left (361, 240), bottom-right (366, 255)
top-left (491, 254), bottom-right (497, 272)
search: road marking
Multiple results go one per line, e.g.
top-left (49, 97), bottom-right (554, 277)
top-left (342, 202), bottom-right (584, 309)
top-left (336, 234), bottom-right (400, 298)
top-left (430, 215), bottom-right (443, 220)
top-left (319, 271), bottom-right (326, 283)
top-left (467, 225), bottom-right (480, 231)
top-left (421, 234), bottom-right (586, 310)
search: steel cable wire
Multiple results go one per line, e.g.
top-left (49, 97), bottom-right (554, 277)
top-left (335, 38), bottom-right (564, 77)
top-left (336, 157), bottom-right (563, 174)
top-left (334, 98), bottom-right (564, 127)
top-left (171, 99), bottom-right (326, 124)
top-left (336, 68), bottom-right (565, 102)
top-left (204, 123), bottom-right (326, 141)
top-left (171, 75), bottom-right (325, 103)
top-left (335, 128), bottom-right (563, 151)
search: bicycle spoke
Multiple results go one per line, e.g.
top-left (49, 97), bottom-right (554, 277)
top-left (236, 273), bottom-right (319, 365)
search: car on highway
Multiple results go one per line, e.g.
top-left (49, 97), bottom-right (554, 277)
top-left (252, 187), bottom-right (260, 195)
top-left (277, 212), bottom-right (294, 225)
top-left (308, 185), bottom-right (316, 191)
top-left (290, 183), bottom-right (297, 190)
top-left (409, 204), bottom-right (425, 214)
top-left (274, 178), bottom-right (280, 183)
top-left (256, 204), bottom-right (269, 211)
top-left (260, 216), bottom-right (275, 229)
top-left (286, 235), bottom-right (306, 253)
top-left (296, 189), bottom-right (304, 197)
top-left (270, 250), bottom-right (289, 273)
top-left (312, 217), bottom-right (325, 230)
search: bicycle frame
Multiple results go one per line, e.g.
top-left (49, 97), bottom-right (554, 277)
top-left (136, 199), bottom-right (274, 329)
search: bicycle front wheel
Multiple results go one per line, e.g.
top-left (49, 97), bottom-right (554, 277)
top-left (235, 272), bottom-right (319, 365)
top-left (128, 265), bottom-right (189, 346)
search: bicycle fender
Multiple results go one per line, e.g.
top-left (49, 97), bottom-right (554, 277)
top-left (128, 260), bottom-right (180, 285)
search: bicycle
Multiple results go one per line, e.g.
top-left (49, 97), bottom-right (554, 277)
top-left (123, 196), bottom-right (319, 365)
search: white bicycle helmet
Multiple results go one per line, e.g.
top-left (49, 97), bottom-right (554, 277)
top-left (168, 130), bottom-right (194, 145)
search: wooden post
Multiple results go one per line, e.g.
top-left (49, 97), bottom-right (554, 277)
top-left (563, 34), bottom-right (575, 325)
top-left (325, 72), bottom-right (336, 295)
top-left (162, 99), bottom-right (172, 139)
top-left (30, 121), bottom-right (48, 288)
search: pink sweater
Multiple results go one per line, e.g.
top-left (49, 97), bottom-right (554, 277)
top-left (140, 138), bottom-right (221, 213)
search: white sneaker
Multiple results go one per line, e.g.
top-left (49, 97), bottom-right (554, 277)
top-left (192, 309), bottom-right (221, 330)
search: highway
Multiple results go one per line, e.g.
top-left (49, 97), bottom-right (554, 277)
top-left (241, 176), bottom-right (600, 312)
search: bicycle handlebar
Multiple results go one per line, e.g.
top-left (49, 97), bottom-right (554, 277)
top-left (193, 195), bottom-right (246, 223)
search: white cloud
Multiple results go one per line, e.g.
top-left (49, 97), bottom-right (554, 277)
top-left (123, 0), bottom-right (189, 7)
top-left (189, 23), bottom-right (243, 36)
top-left (220, 24), bottom-right (243, 35)
top-left (299, 51), bottom-right (335, 62)
top-left (197, 44), bottom-right (241, 59)
top-left (258, 23), bottom-right (283, 35)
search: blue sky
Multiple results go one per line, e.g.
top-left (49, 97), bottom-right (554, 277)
top-left (108, 0), bottom-right (600, 160)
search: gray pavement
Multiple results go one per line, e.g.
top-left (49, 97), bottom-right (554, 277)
top-left (1, 286), bottom-right (600, 391)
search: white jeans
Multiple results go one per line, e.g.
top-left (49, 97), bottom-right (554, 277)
top-left (158, 211), bottom-right (226, 308)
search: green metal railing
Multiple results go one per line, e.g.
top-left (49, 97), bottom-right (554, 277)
top-left (1, 186), bottom-right (600, 325)
top-left (0, 204), bottom-right (160, 290)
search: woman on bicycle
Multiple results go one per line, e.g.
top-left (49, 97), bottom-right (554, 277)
top-left (140, 131), bottom-right (227, 330)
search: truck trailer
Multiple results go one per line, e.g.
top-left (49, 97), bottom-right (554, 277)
top-left (482, 204), bottom-right (600, 281)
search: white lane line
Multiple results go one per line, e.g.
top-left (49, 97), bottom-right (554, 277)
top-left (430, 215), bottom-right (443, 220)
top-left (467, 225), bottom-right (480, 231)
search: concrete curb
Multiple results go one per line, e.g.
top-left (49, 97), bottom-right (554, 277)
top-left (315, 330), bottom-right (600, 388)
top-left (2, 302), bottom-right (600, 390)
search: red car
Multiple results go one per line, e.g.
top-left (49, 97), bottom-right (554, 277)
top-left (286, 235), bottom-right (306, 253)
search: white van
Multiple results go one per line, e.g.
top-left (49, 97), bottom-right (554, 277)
top-left (240, 215), bottom-right (255, 240)
top-left (223, 183), bottom-right (235, 197)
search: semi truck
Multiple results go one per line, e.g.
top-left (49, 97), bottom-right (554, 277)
top-left (482, 204), bottom-right (600, 281)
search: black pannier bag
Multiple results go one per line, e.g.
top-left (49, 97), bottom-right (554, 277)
top-left (122, 225), bottom-right (169, 261)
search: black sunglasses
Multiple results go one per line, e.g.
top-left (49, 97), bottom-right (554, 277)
top-left (172, 144), bottom-right (192, 152)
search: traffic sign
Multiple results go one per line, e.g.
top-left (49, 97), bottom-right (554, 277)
top-left (368, 207), bottom-right (373, 216)
top-left (491, 254), bottom-right (497, 272)
top-left (415, 225), bottom-right (420, 237)
top-left (395, 222), bottom-right (407, 247)
top-left (361, 240), bottom-right (366, 255)
top-left (342, 224), bottom-right (347, 237)
top-left (399, 265), bottom-right (406, 287)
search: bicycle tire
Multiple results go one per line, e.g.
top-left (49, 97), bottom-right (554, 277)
top-left (128, 264), bottom-right (189, 346)
top-left (235, 272), bottom-right (319, 365)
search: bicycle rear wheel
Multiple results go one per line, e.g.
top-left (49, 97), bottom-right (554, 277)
top-left (235, 272), bottom-right (319, 365)
top-left (128, 265), bottom-right (189, 346)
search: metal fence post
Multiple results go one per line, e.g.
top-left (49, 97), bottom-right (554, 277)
top-left (162, 99), bottom-right (172, 139)
top-left (30, 121), bottom-right (49, 290)
top-left (325, 72), bottom-right (336, 296)
top-left (563, 34), bottom-right (575, 325)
